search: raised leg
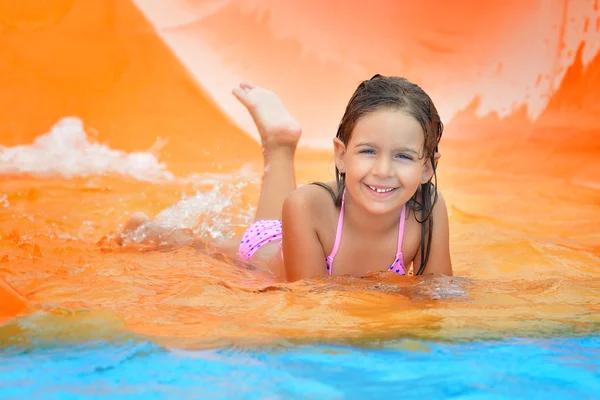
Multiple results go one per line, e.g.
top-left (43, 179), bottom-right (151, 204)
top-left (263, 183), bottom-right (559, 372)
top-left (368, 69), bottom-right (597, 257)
top-left (115, 83), bottom-right (302, 259)
top-left (232, 82), bottom-right (302, 221)
top-left (214, 84), bottom-right (302, 262)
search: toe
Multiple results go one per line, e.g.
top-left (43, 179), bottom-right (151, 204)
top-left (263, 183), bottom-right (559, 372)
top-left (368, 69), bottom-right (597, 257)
top-left (123, 212), bottom-right (149, 232)
top-left (232, 87), bottom-right (253, 108)
top-left (240, 81), bottom-right (256, 90)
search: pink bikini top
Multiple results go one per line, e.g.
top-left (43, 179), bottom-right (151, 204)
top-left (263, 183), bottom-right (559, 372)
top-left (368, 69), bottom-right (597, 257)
top-left (324, 190), bottom-right (407, 276)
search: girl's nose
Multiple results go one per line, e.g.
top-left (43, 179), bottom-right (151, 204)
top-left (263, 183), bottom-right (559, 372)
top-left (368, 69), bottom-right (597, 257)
top-left (372, 155), bottom-right (393, 177)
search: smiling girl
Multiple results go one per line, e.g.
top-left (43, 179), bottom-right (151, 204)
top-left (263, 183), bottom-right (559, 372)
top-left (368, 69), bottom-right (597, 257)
top-left (119, 75), bottom-right (452, 281)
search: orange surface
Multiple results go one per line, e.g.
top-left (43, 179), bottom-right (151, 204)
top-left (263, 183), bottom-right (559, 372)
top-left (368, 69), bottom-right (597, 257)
top-left (0, 278), bottom-right (28, 324)
top-left (0, 0), bottom-right (261, 176)
top-left (0, 1), bottom-right (599, 348)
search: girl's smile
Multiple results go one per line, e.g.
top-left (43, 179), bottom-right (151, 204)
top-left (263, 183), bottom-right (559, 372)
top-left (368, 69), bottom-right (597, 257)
top-left (335, 109), bottom-right (431, 215)
top-left (363, 183), bottom-right (399, 197)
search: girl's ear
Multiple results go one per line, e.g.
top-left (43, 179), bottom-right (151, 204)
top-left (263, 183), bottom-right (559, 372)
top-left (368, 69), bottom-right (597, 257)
top-left (422, 152), bottom-right (441, 182)
top-left (333, 138), bottom-right (347, 171)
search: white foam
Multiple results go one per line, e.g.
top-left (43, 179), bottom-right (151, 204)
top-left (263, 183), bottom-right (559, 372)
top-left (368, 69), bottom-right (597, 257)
top-left (125, 181), bottom-right (255, 243)
top-left (159, 182), bottom-right (254, 239)
top-left (1, 118), bottom-right (262, 241)
top-left (0, 117), bottom-right (175, 182)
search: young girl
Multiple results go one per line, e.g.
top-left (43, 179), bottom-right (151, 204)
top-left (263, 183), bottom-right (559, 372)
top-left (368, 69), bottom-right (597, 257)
top-left (118, 75), bottom-right (452, 281)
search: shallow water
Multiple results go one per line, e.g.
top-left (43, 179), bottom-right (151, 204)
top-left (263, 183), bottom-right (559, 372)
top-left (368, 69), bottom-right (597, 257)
top-left (1, 117), bottom-right (599, 400)
top-left (1, 337), bottom-right (599, 399)
top-left (1, 138), bottom-right (599, 348)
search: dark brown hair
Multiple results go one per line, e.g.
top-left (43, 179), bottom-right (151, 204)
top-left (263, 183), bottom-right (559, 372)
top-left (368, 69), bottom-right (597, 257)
top-left (334, 74), bottom-right (443, 275)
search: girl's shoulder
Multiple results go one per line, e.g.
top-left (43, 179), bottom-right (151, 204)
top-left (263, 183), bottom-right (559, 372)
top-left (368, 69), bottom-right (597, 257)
top-left (283, 181), bottom-right (339, 219)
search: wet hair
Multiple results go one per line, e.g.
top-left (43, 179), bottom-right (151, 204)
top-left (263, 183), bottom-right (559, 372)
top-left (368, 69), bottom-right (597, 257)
top-left (334, 74), bottom-right (443, 275)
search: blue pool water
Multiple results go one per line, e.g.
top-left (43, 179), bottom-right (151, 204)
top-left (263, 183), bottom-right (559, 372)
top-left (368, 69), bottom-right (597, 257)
top-left (1, 336), bottom-right (598, 399)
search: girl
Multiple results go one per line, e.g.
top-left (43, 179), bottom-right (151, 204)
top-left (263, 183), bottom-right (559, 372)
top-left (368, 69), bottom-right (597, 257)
top-left (119, 75), bottom-right (452, 280)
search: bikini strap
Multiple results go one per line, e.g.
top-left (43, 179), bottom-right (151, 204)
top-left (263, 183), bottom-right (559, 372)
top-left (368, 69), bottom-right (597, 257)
top-left (325, 190), bottom-right (345, 275)
top-left (396, 204), bottom-right (407, 257)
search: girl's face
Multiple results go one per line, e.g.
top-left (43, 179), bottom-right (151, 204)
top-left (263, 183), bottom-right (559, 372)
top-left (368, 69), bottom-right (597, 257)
top-left (334, 109), bottom-right (433, 215)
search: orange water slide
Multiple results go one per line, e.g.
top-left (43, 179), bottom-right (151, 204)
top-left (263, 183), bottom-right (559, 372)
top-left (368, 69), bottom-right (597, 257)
top-left (0, 0), bottom-right (261, 177)
top-left (4, 1), bottom-right (598, 155)
top-left (1, 0), bottom-right (600, 325)
top-left (0, 0), bottom-right (262, 318)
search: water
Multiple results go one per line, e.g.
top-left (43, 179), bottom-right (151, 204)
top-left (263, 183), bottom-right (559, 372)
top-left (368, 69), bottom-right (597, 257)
top-left (2, 1), bottom-right (600, 397)
top-left (1, 336), bottom-right (598, 399)
top-left (1, 124), bottom-right (599, 397)
top-left (1, 118), bottom-right (599, 398)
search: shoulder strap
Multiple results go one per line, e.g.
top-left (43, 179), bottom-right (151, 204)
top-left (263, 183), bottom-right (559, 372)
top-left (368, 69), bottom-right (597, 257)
top-left (396, 204), bottom-right (407, 255)
top-left (325, 190), bottom-right (345, 273)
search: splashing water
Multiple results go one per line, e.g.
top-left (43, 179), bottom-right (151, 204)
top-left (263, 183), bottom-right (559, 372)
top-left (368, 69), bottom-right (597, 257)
top-left (0, 118), bottom-right (174, 182)
top-left (125, 181), bottom-right (256, 245)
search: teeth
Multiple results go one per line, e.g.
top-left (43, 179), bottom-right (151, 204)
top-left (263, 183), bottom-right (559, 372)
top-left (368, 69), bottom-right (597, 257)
top-left (368, 185), bottom-right (395, 193)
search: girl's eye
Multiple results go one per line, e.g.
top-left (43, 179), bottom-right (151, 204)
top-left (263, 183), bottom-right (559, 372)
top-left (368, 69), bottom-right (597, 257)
top-left (396, 153), bottom-right (413, 161)
top-left (359, 149), bottom-right (376, 155)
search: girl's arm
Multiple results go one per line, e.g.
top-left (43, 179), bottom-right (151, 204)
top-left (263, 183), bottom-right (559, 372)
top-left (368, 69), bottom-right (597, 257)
top-left (281, 188), bottom-right (327, 281)
top-left (414, 192), bottom-right (453, 276)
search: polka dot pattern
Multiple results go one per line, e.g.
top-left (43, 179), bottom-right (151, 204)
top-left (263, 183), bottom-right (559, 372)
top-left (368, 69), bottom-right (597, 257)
top-left (237, 211), bottom-right (406, 276)
top-left (238, 220), bottom-right (283, 260)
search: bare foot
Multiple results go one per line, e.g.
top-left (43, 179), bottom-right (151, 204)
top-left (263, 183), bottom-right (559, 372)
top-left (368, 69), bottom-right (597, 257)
top-left (115, 212), bottom-right (150, 246)
top-left (115, 212), bottom-right (196, 251)
top-left (232, 83), bottom-right (302, 150)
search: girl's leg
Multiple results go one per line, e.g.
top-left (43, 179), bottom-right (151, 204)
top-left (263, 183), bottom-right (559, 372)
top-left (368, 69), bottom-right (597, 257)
top-left (115, 83), bottom-right (301, 255)
top-left (114, 212), bottom-right (151, 246)
top-left (215, 84), bottom-right (302, 258)
top-left (232, 82), bottom-right (302, 221)
top-left (113, 211), bottom-right (195, 250)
